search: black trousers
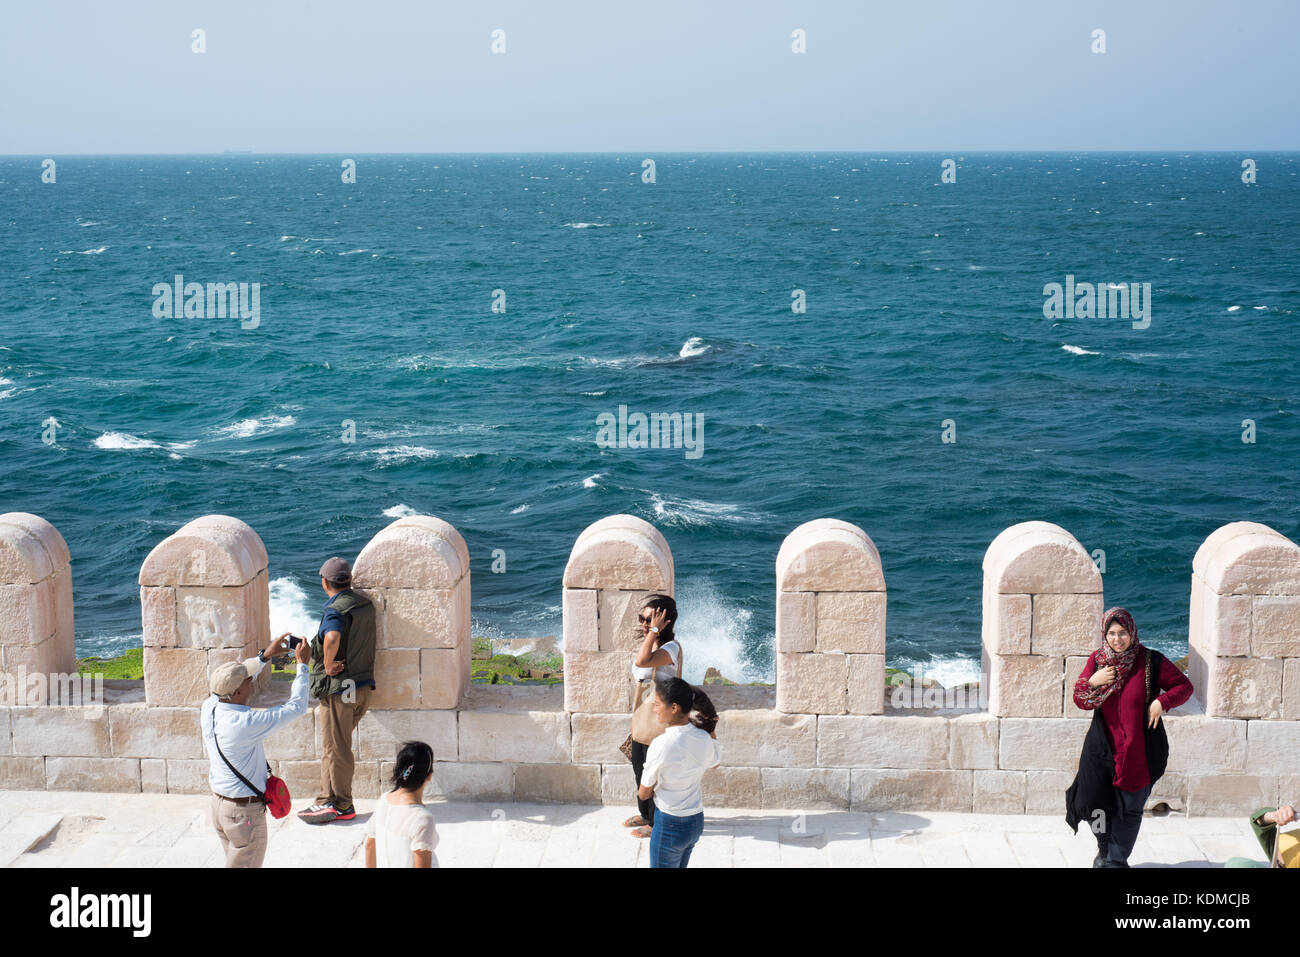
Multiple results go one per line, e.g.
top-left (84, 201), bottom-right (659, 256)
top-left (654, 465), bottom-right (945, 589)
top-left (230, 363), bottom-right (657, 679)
top-left (630, 740), bottom-right (655, 825)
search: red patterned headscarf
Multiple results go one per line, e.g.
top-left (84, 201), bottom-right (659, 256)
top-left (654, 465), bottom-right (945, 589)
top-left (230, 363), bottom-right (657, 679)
top-left (1076, 606), bottom-right (1142, 708)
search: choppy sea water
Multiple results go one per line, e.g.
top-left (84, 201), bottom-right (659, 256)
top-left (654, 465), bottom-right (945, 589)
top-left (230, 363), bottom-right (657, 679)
top-left (1, 153), bottom-right (1297, 685)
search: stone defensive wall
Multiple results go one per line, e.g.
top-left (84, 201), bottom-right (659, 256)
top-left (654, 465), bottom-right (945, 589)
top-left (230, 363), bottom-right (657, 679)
top-left (1, 510), bottom-right (1298, 815)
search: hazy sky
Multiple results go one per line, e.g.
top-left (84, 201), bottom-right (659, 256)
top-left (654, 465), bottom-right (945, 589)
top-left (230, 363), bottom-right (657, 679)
top-left (2, 0), bottom-right (1296, 152)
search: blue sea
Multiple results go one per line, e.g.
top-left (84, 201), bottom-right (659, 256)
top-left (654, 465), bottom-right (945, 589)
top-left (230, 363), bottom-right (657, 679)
top-left (2, 153), bottom-right (1297, 684)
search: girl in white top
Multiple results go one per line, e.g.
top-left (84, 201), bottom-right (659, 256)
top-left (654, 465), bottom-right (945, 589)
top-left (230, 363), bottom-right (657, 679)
top-left (365, 741), bottom-right (438, 868)
top-left (639, 677), bottom-right (721, 868)
top-left (626, 595), bottom-right (683, 838)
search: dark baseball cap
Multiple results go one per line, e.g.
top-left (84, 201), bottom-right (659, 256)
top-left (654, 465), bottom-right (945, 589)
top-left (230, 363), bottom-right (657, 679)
top-left (319, 556), bottom-right (352, 585)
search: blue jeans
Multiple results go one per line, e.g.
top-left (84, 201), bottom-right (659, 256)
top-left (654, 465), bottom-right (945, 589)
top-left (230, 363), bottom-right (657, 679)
top-left (649, 810), bottom-right (704, 868)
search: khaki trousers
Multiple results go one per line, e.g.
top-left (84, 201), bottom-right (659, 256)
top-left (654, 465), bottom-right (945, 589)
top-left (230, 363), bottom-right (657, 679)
top-left (317, 685), bottom-right (373, 807)
top-left (211, 795), bottom-right (268, 868)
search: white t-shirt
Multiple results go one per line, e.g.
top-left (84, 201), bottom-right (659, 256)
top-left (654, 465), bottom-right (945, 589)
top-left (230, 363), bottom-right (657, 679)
top-left (631, 639), bottom-right (681, 683)
top-left (640, 722), bottom-right (722, 817)
top-left (365, 792), bottom-right (438, 868)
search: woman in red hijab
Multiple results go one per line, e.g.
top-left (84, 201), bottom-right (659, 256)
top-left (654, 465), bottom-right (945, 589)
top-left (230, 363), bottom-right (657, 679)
top-left (1066, 607), bottom-right (1193, 868)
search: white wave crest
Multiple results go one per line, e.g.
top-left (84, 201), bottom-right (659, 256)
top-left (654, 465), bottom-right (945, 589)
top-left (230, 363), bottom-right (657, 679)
top-left (367, 446), bottom-right (440, 466)
top-left (650, 493), bottom-right (765, 528)
top-left (679, 337), bottom-right (710, 358)
top-left (269, 577), bottom-right (319, 639)
top-left (1061, 344), bottom-right (1100, 356)
top-left (561, 222), bottom-right (610, 229)
top-left (1226, 305), bottom-right (1241, 313)
top-left (216, 415), bottom-right (297, 438)
top-left (94, 431), bottom-right (160, 451)
top-left (672, 579), bottom-right (767, 684)
top-left (382, 504), bottom-right (419, 519)
top-left (582, 473), bottom-right (602, 488)
top-left (510, 504), bottom-right (529, 514)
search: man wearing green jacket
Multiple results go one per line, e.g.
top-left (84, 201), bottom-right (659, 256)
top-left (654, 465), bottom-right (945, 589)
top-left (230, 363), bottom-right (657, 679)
top-left (298, 557), bottom-right (377, 826)
top-left (1225, 804), bottom-right (1297, 868)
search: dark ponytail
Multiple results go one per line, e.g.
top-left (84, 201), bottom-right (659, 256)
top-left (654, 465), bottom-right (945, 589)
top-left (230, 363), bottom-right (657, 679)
top-left (654, 676), bottom-right (719, 735)
top-left (392, 740), bottom-right (434, 792)
top-left (643, 593), bottom-right (678, 647)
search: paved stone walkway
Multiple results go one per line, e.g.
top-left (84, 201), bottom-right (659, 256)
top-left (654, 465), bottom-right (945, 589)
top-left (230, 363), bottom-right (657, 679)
top-left (0, 790), bottom-right (1267, 868)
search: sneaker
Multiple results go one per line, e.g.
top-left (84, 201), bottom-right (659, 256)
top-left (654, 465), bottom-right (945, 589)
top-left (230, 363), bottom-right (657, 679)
top-left (333, 805), bottom-right (357, 822)
top-left (298, 802), bottom-right (341, 825)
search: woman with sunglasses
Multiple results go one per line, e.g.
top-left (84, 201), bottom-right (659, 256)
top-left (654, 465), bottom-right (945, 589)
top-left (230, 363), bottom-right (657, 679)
top-left (624, 594), bottom-right (682, 839)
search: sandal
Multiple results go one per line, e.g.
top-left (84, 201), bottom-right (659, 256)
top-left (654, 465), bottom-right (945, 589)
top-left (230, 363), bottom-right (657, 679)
top-left (630, 826), bottom-right (653, 839)
top-left (622, 815), bottom-right (649, 828)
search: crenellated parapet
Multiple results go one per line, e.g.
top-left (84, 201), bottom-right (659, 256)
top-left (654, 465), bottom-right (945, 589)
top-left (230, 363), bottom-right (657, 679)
top-left (0, 510), bottom-right (1296, 817)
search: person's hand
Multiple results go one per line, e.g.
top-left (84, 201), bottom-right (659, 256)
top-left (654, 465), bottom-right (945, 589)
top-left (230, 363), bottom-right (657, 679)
top-left (1147, 698), bottom-right (1163, 729)
top-left (326, 659), bottom-right (345, 676)
top-left (648, 608), bottom-right (669, 634)
top-left (1089, 666), bottom-right (1116, 687)
top-left (294, 640), bottom-right (311, 665)
top-left (264, 635), bottom-right (289, 659)
top-left (1272, 805), bottom-right (1296, 826)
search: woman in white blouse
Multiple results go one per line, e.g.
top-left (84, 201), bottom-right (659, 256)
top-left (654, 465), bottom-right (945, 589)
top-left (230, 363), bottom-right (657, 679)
top-left (638, 677), bottom-right (721, 868)
top-left (365, 741), bottom-right (438, 868)
top-left (625, 595), bottom-right (683, 839)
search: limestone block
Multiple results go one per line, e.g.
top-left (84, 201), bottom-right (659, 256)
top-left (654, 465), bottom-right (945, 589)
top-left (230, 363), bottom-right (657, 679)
top-left (108, 704), bottom-right (203, 759)
top-left (1148, 772), bottom-right (1187, 812)
top-left (1190, 587), bottom-right (1251, 657)
top-left (262, 711), bottom-right (318, 761)
top-left (1284, 659), bottom-right (1300, 721)
top-left (1024, 770), bottom-right (1075, 814)
top-left (139, 515), bottom-right (266, 587)
top-left (563, 651), bottom-right (633, 714)
top-left (0, 707), bottom-right (8, 754)
top-left (141, 758), bottom-right (166, 793)
top-left (350, 762), bottom-right (383, 800)
top-left (1164, 716), bottom-right (1247, 775)
top-left (814, 592), bottom-right (885, 655)
top-left (0, 756), bottom-right (45, 789)
top-left (1031, 592), bottom-right (1102, 657)
top-left (847, 654), bottom-right (885, 715)
top-left (1203, 657), bottom-right (1284, 719)
top-left (949, 712), bottom-right (999, 769)
top-left (776, 520), bottom-right (885, 593)
top-left (271, 759), bottom-right (330, 798)
top-left (562, 527), bottom-right (672, 592)
top-left (759, 767), bottom-right (850, 810)
top-left (430, 761), bottom-right (514, 802)
top-left (988, 654), bottom-right (1064, 718)
top-left (369, 649), bottom-right (421, 710)
top-left (0, 581), bottom-right (57, 646)
top-left (715, 710), bottom-right (816, 767)
top-left (420, 648), bottom-right (467, 709)
top-left (1195, 526), bottom-right (1300, 596)
top-left (353, 515), bottom-right (469, 589)
top-left (776, 590), bottom-right (815, 653)
top-left (568, 515), bottom-right (673, 592)
top-left (700, 766), bottom-right (762, 808)
top-left (0, 516), bottom-right (58, 583)
top-left (598, 589), bottom-right (652, 653)
top-left (514, 764), bottom-right (602, 804)
top-left (776, 652), bottom-right (847, 714)
top-left (1251, 596), bottom-right (1300, 658)
top-left (165, 759), bottom-right (211, 794)
top-left (1188, 774), bottom-right (1279, 816)
top-left (46, 756), bottom-right (140, 792)
top-left (850, 769), bottom-right (972, 812)
top-left (1065, 656), bottom-right (1092, 717)
top-left (570, 712), bottom-right (631, 764)
top-left (983, 522), bottom-right (1101, 595)
top-left (356, 709), bottom-right (457, 763)
top-left (601, 764), bottom-right (638, 805)
top-left (0, 636), bottom-right (63, 679)
top-left (177, 586), bottom-right (250, 650)
top-left (140, 586), bottom-right (179, 648)
top-left (459, 710), bottom-right (569, 764)
top-left (998, 718), bottom-right (1087, 771)
top-left (973, 769), bottom-right (1026, 813)
top-left (982, 592), bottom-right (1032, 657)
top-left (1245, 720), bottom-right (1300, 775)
top-left (11, 705), bottom-right (111, 756)
top-left (562, 588), bottom-right (598, 653)
top-left (144, 648), bottom-right (209, 707)
top-left (378, 586), bottom-right (465, 649)
top-left (818, 715), bottom-right (949, 769)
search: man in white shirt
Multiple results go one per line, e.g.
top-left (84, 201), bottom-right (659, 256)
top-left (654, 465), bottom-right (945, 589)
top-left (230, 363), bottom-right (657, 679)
top-left (201, 634), bottom-right (311, 867)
